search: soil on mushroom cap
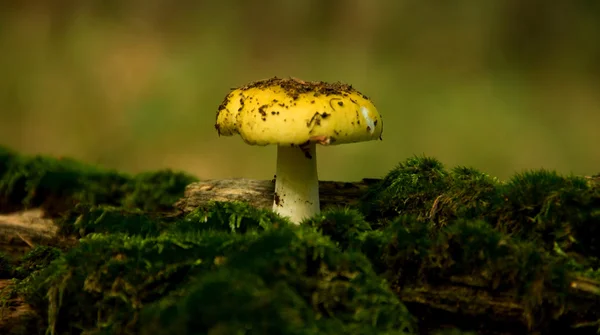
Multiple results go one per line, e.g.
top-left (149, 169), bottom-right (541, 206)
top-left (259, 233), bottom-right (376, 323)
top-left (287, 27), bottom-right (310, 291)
top-left (230, 77), bottom-right (369, 102)
top-left (246, 77), bottom-right (369, 100)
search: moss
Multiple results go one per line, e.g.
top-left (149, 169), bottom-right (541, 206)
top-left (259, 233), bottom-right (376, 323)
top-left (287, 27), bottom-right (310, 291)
top-left (12, 246), bottom-right (61, 279)
top-left (361, 160), bottom-right (503, 229)
top-left (366, 215), bottom-right (432, 283)
top-left (423, 220), bottom-right (554, 293)
top-left (363, 216), bottom-right (574, 328)
top-left (0, 252), bottom-right (13, 278)
top-left (2, 148), bottom-right (600, 334)
top-left (433, 166), bottom-right (501, 226)
top-left (361, 156), bottom-right (450, 225)
top-left (140, 268), bottom-right (317, 335)
top-left (27, 231), bottom-right (244, 335)
top-left (362, 160), bottom-right (600, 274)
top-left (0, 146), bottom-right (197, 216)
top-left (180, 201), bottom-right (285, 234)
top-left (494, 170), bottom-right (600, 259)
top-left (0, 146), bottom-right (16, 178)
top-left (121, 170), bottom-right (198, 212)
top-left (140, 225), bottom-right (416, 335)
top-left (56, 204), bottom-right (165, 238)
top-left (24, 225), bottom-right (416, 335)
top-left (304, 208), bottom-right (372, 250)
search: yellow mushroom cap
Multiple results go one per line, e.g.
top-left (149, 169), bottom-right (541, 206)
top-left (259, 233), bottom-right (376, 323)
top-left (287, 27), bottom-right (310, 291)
top-left (215, 77), bottom-right (383, 146)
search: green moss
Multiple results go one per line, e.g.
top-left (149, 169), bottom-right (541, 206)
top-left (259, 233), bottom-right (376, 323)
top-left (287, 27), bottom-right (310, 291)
top-left (361, 160), bottom-right (503, 229)
top-left (3, 148), bottom-right (599, 334)
top-left (121, 170), bottom-right (198, 212)
top-left (25, 225), bottom-right (415, 335)
top-left (0, 252), bottom-right (13, 278)
top-left (424, 220), bottom-right (555, 294)
top-left (361, 216), bottom-right (573, 326)
top-left (0, 146), bottom-right (197, 216)
top-left (0, 146), bottom-right (16, 178)
top-left (29, 231), bottom-right (244, 335)
top-left (180, 201), bottom-right (285, 234)
top-left (12, 246), bottom-right (61, 279)
top-left (363, 160), bottom-right (600, 269)
top-left (494, 170), bottom-right (600, 259)
top-left (56, 204), bottom-right (164, 237)
top-left (361, 156), bottom-right (450, 224)
top-left (304, 208), bottom-right (372, 250)
top-left (364, 215), bottom-right (432, 283)
top-left (434, 166), bottom-right (501, 225)
top-left (140, 268), bottom-right (317, 335)
top-left (140, 225), bottom-right (416, 335)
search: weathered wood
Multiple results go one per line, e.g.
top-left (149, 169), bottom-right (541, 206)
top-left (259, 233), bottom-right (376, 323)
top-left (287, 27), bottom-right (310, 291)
top-left (173, 178), bottom-right (381, 214)
top-left (0, 209), bottom-right (58, 258)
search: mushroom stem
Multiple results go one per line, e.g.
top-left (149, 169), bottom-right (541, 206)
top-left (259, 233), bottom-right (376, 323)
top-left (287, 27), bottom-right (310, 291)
top-left (273, 143), bottom-right (320, 224)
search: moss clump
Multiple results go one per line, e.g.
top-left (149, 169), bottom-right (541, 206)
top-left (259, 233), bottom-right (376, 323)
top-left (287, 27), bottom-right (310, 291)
top-left (362, 157), bottom-right (600, 261)
top-left (433, 166), bottom-right (501, 226)
top-left (425, 220), bottom-right (557, 293)
top-left (27, 231), bottom-right (242, 335)
top-left (140, 268), bottom-right (317, 335)
top-left (360, 215), bottom-right (432, 283)
top-left (56, 204), bottom-right (165, 238)
top-left (361, 156), bottom-right (449, 224)
top-left (362, 158), bottom-right (503, 229)
top-left (0, 146), bottom-right (16, 178)
top-left (0, 146), bottom-right (197, 216)
top-left (181, 201), bottom-right (285, 234)
top-left (24, 223), bottom-right (415, 335)
top-left (0, 252), bottom-right (13, 278)
top-left (12, 246), bottom-right (61, 280)
top-left (304, 208), bottom-right (372, 250)
top-left (494, 170), bottom-right (600, 259)
top-left (141, 226), bottom-right (416, 335)
top-left (358, 215), bottom-right (573, 329)
top-left (120, 170), bottom-right (198, 212)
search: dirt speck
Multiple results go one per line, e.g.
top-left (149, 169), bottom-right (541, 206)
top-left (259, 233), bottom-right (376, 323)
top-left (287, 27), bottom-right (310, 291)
top-left (258, 104), bottom-right (268, 121)
top-left (274, 192), bottom-right (282, 206)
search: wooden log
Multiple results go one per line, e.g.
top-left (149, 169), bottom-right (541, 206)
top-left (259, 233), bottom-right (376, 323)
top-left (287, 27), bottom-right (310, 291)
top-left (173, 178), bottom-right (381, 214)
top-left (0, 209), bottom-right (58, 258)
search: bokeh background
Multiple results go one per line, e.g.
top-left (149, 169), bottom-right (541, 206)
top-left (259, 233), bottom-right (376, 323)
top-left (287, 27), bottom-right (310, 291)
top-left (1, 1), bottom-right (599, 181)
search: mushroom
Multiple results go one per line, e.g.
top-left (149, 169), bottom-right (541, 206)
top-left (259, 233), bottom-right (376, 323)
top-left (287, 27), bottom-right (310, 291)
top-left (215, 77), bottom-right (383, 224)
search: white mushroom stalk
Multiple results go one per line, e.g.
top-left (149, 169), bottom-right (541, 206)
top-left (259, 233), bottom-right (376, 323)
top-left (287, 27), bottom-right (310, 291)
top-left (273, 143), bottom-right (319, 224)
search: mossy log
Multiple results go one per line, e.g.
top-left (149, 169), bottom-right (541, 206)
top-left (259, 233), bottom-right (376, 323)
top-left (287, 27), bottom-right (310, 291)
top-left (0, 178), bottom-right (380, 252)
top-left (2, 173), bottom-right (600, 334)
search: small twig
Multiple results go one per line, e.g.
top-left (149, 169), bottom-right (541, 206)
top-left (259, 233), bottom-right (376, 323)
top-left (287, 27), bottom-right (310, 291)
top-left (570, 277), bottom-right (600, 296)
top-left (16, 233), bottom-right (35, 249)
top-left (429, 194), bottom-right (444, 220)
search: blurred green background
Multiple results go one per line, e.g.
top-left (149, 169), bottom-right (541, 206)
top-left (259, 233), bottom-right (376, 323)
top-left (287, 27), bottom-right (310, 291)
top-left (1, 1), bottom-right (599, 181)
